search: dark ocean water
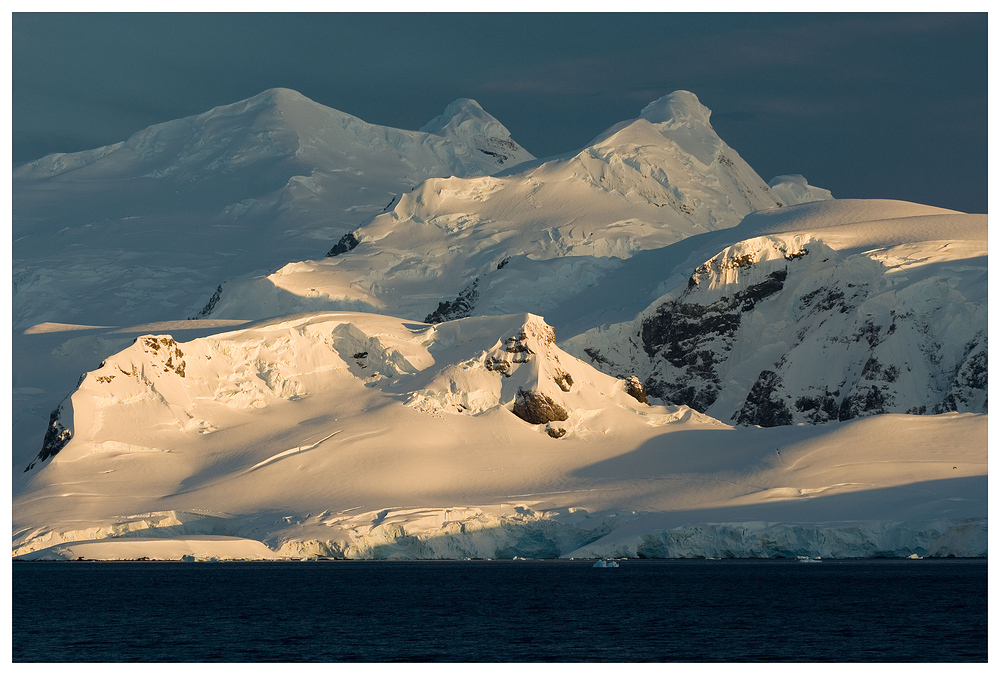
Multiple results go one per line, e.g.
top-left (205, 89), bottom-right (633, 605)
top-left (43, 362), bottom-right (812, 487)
top-left (12, 558), bottom-right (986, 662)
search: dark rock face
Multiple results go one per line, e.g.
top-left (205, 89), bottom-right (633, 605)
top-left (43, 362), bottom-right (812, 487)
top-left (474, 136), bottom-right (522, 165)
top-left (838, 385), bottom-right (891, 421)
top-left (935, 333), bottom-right (988, 413)
top-left (504, 328), bottom-right (540, 360)
top-left (640, 301), bottom-right (737, 410)
top-left (424, 279), bottom-right (479, 324)
top-left (484, 356), bottom-right (511, 376)
top-left (640, 268), bottom-right (789, 411)
top-left (485, 328), bottom-right (541, 375)
top-left (583, 347), bottom-right (612, 367)
top-left (734, 370), bottom-right (793, 427)
top-left (25, 406), bottom-right (72, 472)
top-left (574, 234), bottom-right (986, 427)
top-left (799, 287), bottom-right (846, 314)
top-left (194, 285), bottom-right (223, 319)
top-left (794, 391), bottom-right (841, 424)
top-left (140, 336), bottom-right (186, 377)
top-left (512, 389), bottom-right (569, 425)
top-left (624, 376), bottom-right (648, 404)
top-left (553, 371), bottom-right (574, 392)
top-left (326, 232), bottom-right (360, 257)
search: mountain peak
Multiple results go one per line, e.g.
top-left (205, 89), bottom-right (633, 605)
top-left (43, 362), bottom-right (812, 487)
top-left (420, 98), bottom-right (534, 167)
top-left (254, 87), bottom-right (309, 103)
top-left (419, 98), bottom-right (495, 136)
top-left (234, 87), bottom-right (325, 116)
top-left (639, 90), bottom-right (712, 128)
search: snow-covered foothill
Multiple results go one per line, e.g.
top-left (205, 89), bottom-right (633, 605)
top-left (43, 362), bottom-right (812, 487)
top-left (20, 312), bottom-right (694, 475)
top-left (13, 308), bottom-right (986, 560)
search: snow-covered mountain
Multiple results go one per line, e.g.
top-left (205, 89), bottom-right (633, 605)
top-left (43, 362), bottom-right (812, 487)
top-left (12, 88), bottom-right (533, 329)
top-left (564, 199), bottom-right (987, 425)
top-left (14, 312), bottom-right (985, 560)
top-left (198, 91), bottom-right (791, 323)
top-left (12, 88), bottom-right (986, 561)
top-left (11, 87), bottom-right (534, 497)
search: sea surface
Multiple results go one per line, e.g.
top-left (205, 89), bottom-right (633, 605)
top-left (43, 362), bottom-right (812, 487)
top-left (12, 558), bottom-right (986, 662)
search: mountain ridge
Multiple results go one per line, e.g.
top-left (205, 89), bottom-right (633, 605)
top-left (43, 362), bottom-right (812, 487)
top-left (12, 88), bottom-right (535, 330)
top-left (198, 91), bottom-right (797, 327)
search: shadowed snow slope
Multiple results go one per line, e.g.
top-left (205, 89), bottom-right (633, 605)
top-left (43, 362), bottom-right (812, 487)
top-left (201, 91), bottom-right (787, 323)
top-left (564, 199), bottom-right (986, 426)
top-left (13, 88), bottom-right (533, 329)
top-left (13, 312), bottom-right (986, 560)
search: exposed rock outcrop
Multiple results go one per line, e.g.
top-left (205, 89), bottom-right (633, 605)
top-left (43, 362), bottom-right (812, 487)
top-left (512, 389), bottom-right (569, 425)
top-left (326, 232), bottom-right (359, 257)
top-left (425, 279), bottom-right (479, 324)
top-left (624, 376), bottom-right (648, 404)
top-left (25, 404), bottom-right (72, 472)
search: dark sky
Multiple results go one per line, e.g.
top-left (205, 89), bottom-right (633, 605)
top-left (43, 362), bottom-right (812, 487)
top-left (12, 12), bottom-right (987, 213)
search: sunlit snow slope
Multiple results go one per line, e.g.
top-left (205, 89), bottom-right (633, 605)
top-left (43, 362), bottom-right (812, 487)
top-left (15, 313), bottom-right (985, 560)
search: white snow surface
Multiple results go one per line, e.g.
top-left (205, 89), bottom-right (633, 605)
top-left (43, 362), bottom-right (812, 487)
top-left (14, 312), bottom-right (986, 560)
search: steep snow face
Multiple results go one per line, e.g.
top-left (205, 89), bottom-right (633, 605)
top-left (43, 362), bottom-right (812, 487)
top-left (203, 91), bottom-right (785, 323)
top-left (566, 199), bottom-right (986, 426)
top-left (420, 98), bottom-right (534, 169)
top-left (768, 174), bottom-right (834, 205)
top-left (12, 88), bottom-right (534, 329)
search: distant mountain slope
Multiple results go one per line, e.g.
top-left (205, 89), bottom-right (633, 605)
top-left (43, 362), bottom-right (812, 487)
top-left (564, 199), bottom-right (987, 425)
top-left (12, 88), bottom-right (533, 328)
top-left (202, 91), bottom-right (789, 323)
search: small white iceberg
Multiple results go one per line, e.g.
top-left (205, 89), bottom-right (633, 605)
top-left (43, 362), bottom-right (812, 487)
top-left (797, 555), bottom-right (822, 563)
top-left (593, 559), bottom-right (620, 568)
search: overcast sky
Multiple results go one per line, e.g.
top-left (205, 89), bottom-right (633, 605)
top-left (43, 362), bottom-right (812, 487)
top-left (12, 12), bottom-right (987, 213)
